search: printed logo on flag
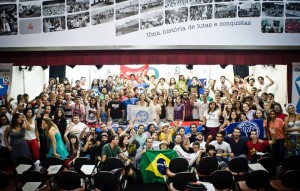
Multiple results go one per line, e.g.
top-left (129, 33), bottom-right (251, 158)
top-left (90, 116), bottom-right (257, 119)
top-left (237, 121), bottom-right (261, 138)
top-left (136, 110), bottom-right (149, 122)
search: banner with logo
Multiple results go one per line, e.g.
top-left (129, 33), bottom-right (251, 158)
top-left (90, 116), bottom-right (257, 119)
top-left (120, 65), bottom-right (149, 81)
top-left (292, 62), bottom-right (300, 114)
top-left (0, 63), bottom-right (13, 102)
top-left (127, 105), bottom-right (156, 123)
top-left (140, 149), bottom-right (178, 183)
top-left (224, 119), bottom-right (264, 139)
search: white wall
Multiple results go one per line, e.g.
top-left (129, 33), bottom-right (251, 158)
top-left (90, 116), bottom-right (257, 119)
top-left (10, 66), bottom-right (49, 100)
top-left (10, 65), bottom-right (287, 108)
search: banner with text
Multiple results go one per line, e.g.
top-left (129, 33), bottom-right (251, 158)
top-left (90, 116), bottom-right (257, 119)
top-left (292, 62), bottom-right (300, 114)
top-left (0, 63), bottom-right (13, 102)
top-left (0, 0), bottom-right (299, 49)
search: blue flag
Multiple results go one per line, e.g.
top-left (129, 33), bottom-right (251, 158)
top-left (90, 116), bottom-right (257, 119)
top-left (224, 119), bottom-right (264, 139)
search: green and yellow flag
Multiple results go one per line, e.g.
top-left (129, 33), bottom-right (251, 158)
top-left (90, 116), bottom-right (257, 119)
top-left (140, 149), bottom-right (178, 183)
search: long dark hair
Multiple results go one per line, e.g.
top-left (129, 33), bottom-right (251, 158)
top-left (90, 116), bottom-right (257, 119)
top-left (23, 108), bottom-right (34, 119)
top-left (266, 109), bottom-right (276, 130)
top-left (119, 134), bottom-right (129, 149)
top-left (89, 97), bottom-right (98, 109)
top-left (68, 133), bottom-right (79, 155)
top-left (0, 114), bottom-right (9, 126)
top-left (10, 113), bottom-right (22, 129)
top-left (228, 110), bottom-right (239, 122)
top-left (53, 108), bottom-right (66, 122)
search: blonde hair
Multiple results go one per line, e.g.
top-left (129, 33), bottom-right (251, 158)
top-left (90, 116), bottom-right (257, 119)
top-left (42, 118), bottom-right (58, 133)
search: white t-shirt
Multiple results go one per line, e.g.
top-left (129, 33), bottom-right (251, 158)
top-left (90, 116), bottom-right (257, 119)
top-left (173, 145), bottom-right (200, 166)
top-left (192, 101), bottom-right (200, 120)
top-left (69, 122), bottom-right (87, 139)
top-left (204, 110), bottom-right (220, 127)
top-left (198, 101), bottom-right (209, 121)
top-left (25, 121), bottom-right (37, 141)
top-left (209, 140), bottom-right (232, 158)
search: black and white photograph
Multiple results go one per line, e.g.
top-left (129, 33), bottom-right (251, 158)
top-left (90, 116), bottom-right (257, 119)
top-left (261, 18), bottom-right (283, 33)
top-left (43, 16), bottom-right (65, 32)
top-left (165, 7), bottom-right (188, 24)
top-left (214, 3), bottom-right (237, 19)
top-left (215, 0), bottom-right (234, 2)
top-left (0, 4), bottom-right (17, 35)
top-left (116, 17), bottom-right (139, 36)
top-left (285, 19), bottom-right (300, 33)
top-left (19, 0), bottom-right (39, 2)
top-left (67, 0), bottom-right (89, 13)
top-left (0, 0), bottom-right (16, 3)
top-left (238, 2), bottom-right (260, 17)
top-left (91, 0), bottom-right (114, 9)
top-left (43, 0), bottom-right (65, 17)
top-left (116, 0), bottom-right (129, 4)
top-left (190, 0), bottom-right (212, 5)
top-left (286, 3), bottom-right (300, 17)
top-left (67, 11), bottom-right (89, 29)
top-left (91, 6), bottom-right (114, 25)
top-left (190, 4), bottom-right (213, 20)
top-left (165, 0), bottom-right (188, 8)
top-left (116, 0), bottom-right (139, 20)
top-left (262, 3), bottom-right (284, 17)
top-left (140, 0), bottom-right (164, 13)
top-left (19, 1), bottom-right (42, 18)
top-left (140, 10), bottom-right (163, 29)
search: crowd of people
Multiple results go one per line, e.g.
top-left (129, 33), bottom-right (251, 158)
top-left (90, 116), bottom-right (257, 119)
top-left (0, 68), bottom-right (299, 185)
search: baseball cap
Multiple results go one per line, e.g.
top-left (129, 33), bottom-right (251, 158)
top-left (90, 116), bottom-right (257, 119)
top-left (101, 132), bottom-right (108, 137)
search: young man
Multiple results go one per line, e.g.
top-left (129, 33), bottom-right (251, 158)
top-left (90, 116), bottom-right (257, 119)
top-left (206, 132), bottom-right (234, 164)
top-left (107, 92), bottom-right (125, 122)
top-left (224, 128), bottom-right (248, 158)
top-left (135, 137), bottom-right (153, 169)
top-left (246, 129), bottom-right (276, 163)
top-left (101, 135), bottom-right (131, 164)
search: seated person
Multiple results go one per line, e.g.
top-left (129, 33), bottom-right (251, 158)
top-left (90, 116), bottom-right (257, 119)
top-left (246, 129), bottom-right (276, 163)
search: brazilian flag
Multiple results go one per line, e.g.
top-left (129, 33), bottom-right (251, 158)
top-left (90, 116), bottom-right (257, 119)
top-left (140, 149), bottom-right (178, 183)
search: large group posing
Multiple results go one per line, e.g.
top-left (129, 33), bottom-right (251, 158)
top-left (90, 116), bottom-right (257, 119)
top-left (0, 68), bottom-right (299, 185)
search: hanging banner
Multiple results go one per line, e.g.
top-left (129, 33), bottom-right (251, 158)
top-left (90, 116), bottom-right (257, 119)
top-left (120, 65), bottom-right (149, 80)
top-left (127, 105), bottom-right (156, 123)
top-left (292, 62), bottom-right (300, 114)
top-left (0, 63), bottom-right (13, 103)
top-left (0, 0), bottom-right (299, 49)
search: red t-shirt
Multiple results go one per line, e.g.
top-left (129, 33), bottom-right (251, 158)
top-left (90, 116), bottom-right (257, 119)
top-left (246, 140), bottom-right (269, 161)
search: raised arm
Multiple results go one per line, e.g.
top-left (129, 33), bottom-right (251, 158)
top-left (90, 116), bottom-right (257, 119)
top-left (266, 75), bottom-right (274, 87)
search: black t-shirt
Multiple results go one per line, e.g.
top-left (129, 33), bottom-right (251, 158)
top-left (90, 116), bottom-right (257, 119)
top-left (108, 100), bottom-right (124, 120)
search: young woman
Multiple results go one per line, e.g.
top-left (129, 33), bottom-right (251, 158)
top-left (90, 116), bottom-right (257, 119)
top-left (42, 118), bottom-right (68, 160)
top-left (176, 74), bottom-right (189, 95)
top-left (53, 108), bottom-right (67, 142)
top-left (99, 99), bottom-right (108, 123)
top-left (165, 96), bottom-right (174, 121)
top-left (23, 108), bottom-right (40, 161)
top-left (64, 126), bottom-right (80, 164)
top-left (91, 78), bottom-right (102, 96)
top-left (222, 102), bottom-right (233, 120)
top-left (254, 109), bottom-right (268, 140)
top-left (4, 113), bottom-right (31, 162)
top-left (84, 96), bottom-right (100, 125)
top-left (202, 101), bottom-right (222, 139)
top-left (62, 77), bottom-right (72, 93)
top-left (240, 113), bottom-right (249, 122)
top-left (242, 102), bottom-right (255, 121)
top-left (158, 95), bottom-right (166, 121)
top-left (0, 114), bottom-right (10, 162)
top-left (136, 93), bottom-right (149, 107)
top-left (150, 95), bottom-right (161, 122)
top-left (233, 100), bottom-right (243, 117)
top-left (284, 104), bottom-right (300, 156)
top-left (174, 96), bottom-right (185, 121)
top-left (265, 109), bottom-right (285, 165)
top-left (168, 77), bottom-right (177, 96)
top-left (219, 110), bottom-right (239, 132)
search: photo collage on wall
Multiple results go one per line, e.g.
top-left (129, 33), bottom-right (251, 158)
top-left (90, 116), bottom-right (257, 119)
top-left (0, 0), bottom-right (299, 36)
